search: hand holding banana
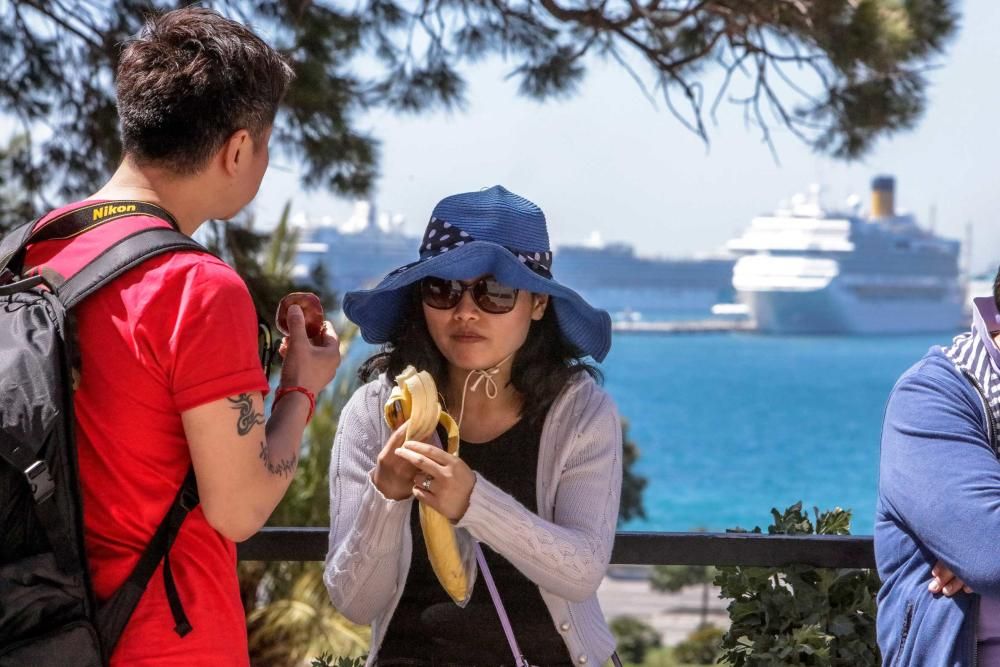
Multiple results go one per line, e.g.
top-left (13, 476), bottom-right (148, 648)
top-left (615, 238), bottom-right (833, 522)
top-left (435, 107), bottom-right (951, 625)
top-left (371, 421), bottom-right (476, 517)
top-left (395, 439), bottom-right (475, 522)
top-left (381, 366), bottom-right (472, 604)
top-left (372, 422), bottom-right (421, 501)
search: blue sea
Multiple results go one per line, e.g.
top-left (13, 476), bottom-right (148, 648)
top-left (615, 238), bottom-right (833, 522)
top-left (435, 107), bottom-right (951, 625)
top-left (601, 331), bottom-right (956, 536)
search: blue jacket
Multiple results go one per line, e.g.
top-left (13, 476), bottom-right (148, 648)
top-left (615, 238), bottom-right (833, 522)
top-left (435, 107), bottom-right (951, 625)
top-left (876, 345), bottom-right (1000, 666)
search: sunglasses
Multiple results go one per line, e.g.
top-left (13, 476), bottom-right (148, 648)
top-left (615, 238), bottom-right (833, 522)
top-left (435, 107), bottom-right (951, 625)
top-left (420, 276), bottom-right (520, 314)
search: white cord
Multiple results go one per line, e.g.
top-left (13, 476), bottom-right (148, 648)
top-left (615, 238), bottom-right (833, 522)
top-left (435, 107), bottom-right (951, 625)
top-left (455, 353), bottom-right (514, 429)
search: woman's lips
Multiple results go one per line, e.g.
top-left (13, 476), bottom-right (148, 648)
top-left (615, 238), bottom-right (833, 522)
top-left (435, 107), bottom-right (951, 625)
top-left (451, 332), bottom-right (486, 343)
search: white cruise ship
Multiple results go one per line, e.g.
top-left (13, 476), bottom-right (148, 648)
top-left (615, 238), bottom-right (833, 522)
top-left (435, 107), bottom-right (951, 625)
top-left (727, 176), bottom-right (964, 334)
top-left (291, 202), bottom-right (417, 293)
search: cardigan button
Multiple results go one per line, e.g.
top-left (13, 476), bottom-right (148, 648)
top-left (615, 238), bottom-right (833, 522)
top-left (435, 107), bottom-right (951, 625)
top-left (560, 622), bottom-right (570, 632)
top-left (577, 655), bottom-right (588, 664)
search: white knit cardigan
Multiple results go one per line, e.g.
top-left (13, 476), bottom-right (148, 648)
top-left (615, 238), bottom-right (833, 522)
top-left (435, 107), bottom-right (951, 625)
top-left (323, 372), bottom-right (623, 666)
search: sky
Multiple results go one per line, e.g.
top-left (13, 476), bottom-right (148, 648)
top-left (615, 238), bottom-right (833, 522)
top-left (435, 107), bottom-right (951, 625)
top-left (252, 0), bottom-right (1000, 275)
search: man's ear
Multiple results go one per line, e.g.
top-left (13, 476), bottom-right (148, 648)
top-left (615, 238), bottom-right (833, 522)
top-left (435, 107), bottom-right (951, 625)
top-left (221, 129), bottom-right (252, 177)
top-left (531, 294), bottom-right (549, 321)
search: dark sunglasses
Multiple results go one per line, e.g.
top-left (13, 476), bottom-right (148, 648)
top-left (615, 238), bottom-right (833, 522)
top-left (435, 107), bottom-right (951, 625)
top-left (420, 276), bottom-right (520, 314)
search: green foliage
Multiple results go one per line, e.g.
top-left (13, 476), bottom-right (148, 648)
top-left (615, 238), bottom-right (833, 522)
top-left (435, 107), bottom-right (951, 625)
top-left (650, 562), bottom-right (718, 628)
top-left (651, 565), bottom-right (716, 594)
top-left (0, 0), bottom-right (960, 219)
top-left (650, 526), bottom-right (718, 627)
top-left (611, 615), bottom-right (663, 664)
top-left (620, 419), bottom-right (648, 525)
top-left (0, 135), bottom-right (34, 233)
top-left (266, 376), bottom-right (357, 528)
top-left (715, 502), bottom-right (881, 666)
top-left (239, 374), bottom-right (369, 664)
top-left (198, 205), bottom-right (337, 330)
top-left (238, 208), bottom-right (368, 665)
top-left (673, 624), bottom-right (724, 665)
top-left (311, 653), bottom-right (367, 667)
top-left (263, 201), bottom-right (301, 283)
top-left (243, 564), bottom-right (369, 665)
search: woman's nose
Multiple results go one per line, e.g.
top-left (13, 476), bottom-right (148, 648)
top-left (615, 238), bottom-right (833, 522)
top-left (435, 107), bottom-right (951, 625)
top-left (452, 289), bottom-right (480, 320)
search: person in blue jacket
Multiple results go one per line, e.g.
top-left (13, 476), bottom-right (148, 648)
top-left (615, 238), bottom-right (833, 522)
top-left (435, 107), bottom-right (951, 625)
top-left (877, 267), bottom-right (1000, 666)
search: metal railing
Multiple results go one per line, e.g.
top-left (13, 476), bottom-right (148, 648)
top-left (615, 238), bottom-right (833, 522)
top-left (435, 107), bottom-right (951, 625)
top-left (239, 528), bottom-right (876, 569)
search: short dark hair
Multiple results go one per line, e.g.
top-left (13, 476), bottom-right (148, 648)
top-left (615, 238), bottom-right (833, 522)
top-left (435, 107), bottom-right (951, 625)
top-left (116, 7), bottom-right (294, 173)
top-left (359, 287), bottom-right (601, 428)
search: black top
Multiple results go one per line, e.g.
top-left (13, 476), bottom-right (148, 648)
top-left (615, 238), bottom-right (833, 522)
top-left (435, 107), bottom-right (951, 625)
top-left (377, 417), bottom-right (573, 666)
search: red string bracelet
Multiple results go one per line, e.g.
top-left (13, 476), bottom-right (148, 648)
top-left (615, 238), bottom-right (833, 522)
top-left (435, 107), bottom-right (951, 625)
top-left (274, 385), bottom-right (315, 425)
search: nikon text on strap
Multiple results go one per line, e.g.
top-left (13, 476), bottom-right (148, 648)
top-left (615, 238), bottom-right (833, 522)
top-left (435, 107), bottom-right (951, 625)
top-left (0, 200), bottom-right (181, 279)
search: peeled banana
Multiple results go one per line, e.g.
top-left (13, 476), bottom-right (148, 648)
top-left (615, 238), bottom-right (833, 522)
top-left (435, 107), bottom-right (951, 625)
top-left (384, 365), bottom-right (467, 604)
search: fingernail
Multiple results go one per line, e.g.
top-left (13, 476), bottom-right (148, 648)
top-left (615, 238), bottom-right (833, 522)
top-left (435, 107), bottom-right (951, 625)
top-left (929, 582), bottom-right (939, 592)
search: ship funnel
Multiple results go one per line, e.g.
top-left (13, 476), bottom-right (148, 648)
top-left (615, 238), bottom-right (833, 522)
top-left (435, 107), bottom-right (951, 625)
top-left (871, 175), bottom-right (895, 219)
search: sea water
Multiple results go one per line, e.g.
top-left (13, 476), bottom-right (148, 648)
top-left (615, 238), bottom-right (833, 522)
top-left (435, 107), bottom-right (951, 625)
top-left (603, 332), bottom-right (952, 535)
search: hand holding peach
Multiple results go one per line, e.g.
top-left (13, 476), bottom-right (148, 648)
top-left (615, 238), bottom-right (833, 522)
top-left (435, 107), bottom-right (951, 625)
top-left (275, 293), bottom-right (340, 397)
top-left (276, 292), bottom-right (325, 340)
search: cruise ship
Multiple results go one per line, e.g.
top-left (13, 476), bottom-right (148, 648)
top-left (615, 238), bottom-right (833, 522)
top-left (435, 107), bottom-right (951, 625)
top-left (293, 206), bottom-right (737, 318)
top-left (554, 238), bottom-right (735, 317)
top-left (727, 176), bottom-right (964, 334)
top-left (291, 202), bottom-right (416, 293)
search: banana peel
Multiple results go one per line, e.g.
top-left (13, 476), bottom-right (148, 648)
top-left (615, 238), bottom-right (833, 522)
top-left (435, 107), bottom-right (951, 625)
top-left (384, 365), bottom-right (468, 604)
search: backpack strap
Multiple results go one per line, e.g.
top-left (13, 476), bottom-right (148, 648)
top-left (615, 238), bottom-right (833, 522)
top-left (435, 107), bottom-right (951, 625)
top-left (0, 201), bottom-right (180, 279)
top-left (0, 435), bottom-right (75, 572)
top-left (58, 226), bottom-right (205, 310)
top-left (32, 201), bottom-right (180, 243)
top-left (0, 217), bottom-right (204, 577)
top-left (96, 468), bottom-right (200, 654)
top-left (54, 226), bottom-right (210, 652)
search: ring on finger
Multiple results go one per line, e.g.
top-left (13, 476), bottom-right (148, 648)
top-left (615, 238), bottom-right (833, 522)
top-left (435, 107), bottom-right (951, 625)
top-left (421, 475), bottom-right (433, 491)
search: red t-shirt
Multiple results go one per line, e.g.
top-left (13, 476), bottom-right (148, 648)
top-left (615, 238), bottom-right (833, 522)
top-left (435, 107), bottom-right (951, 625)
top-left (24, 201), bottom-right (269, 666)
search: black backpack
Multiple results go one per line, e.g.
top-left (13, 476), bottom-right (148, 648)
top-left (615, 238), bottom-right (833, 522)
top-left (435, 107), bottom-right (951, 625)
top-left (0, 202), bottom-right (208, 665)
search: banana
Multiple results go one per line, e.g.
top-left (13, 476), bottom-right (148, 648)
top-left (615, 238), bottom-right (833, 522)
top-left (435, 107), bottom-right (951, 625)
top-left (384, 365), bottom-right (467, 604)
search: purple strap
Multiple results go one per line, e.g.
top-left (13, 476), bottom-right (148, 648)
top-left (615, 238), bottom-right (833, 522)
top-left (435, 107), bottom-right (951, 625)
top-left (474, 542), bottom-right (529, 666)
top-left (475, 542), bottom-right (623, 667)
top-left (446, 433), bottom-right (622, 664)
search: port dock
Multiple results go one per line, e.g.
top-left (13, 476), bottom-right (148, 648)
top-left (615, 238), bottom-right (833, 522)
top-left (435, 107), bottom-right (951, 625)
top-left (612, 319), bottom-right (756, 334)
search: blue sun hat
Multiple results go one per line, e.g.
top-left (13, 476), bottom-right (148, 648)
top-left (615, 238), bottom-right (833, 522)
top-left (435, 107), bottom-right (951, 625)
top-left (342, 186), bottom-right (612, 361)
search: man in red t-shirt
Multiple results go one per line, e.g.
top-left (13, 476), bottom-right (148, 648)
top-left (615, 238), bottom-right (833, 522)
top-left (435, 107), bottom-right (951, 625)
top-left (22, 8), bottom-right (341, 666)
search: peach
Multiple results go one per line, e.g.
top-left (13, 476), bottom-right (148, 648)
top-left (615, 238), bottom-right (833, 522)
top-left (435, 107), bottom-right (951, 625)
top-left (276, 292), bottom-right (325, 340)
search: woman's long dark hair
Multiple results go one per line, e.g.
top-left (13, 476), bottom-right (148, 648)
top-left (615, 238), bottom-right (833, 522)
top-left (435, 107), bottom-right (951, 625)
top-left (358, 285), bottom-right (602, 428)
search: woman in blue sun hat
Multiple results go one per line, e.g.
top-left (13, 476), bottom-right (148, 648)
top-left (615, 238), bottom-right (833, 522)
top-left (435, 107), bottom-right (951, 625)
top-left (324, 186), bottom-right (623, 666)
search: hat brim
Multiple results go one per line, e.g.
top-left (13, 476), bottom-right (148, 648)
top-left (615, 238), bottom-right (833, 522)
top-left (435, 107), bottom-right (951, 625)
top-left (342, 240), bottom-right (612, 362)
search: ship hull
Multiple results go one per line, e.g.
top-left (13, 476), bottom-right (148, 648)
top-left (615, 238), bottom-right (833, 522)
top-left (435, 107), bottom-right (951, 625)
top-left (739, 282), bottom-right (966, 334)
top-left (577, 286), bottom-right (732, 317)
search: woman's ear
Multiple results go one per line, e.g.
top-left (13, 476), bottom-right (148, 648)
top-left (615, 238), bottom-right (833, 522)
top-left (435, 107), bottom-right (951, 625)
top-left (531, 294), bottom-right (549, 321)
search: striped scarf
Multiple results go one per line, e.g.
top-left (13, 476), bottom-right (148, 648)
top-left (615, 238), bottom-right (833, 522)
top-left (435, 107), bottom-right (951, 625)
top-left (943, 329), bottom-right (1000, 453)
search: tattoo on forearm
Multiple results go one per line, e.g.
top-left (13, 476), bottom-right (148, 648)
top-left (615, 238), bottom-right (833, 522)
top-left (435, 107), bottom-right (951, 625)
top-left (259, 441), bottom-right (297, 478)
top-left (228, 394), bottom-right (265, 436)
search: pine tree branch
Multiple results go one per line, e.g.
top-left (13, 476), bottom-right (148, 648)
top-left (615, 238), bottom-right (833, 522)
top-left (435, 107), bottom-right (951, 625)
top-left (17, 0), bottom-right (104, 50)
